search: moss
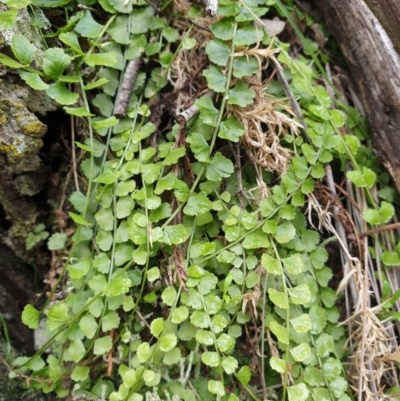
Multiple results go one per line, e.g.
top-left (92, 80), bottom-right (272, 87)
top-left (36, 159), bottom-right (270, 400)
top-left (21, 119), bottom-right (47, 138)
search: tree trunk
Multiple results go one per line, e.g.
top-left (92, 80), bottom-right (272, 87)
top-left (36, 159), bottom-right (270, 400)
top-left (316, 0), bottom-right (400, 192)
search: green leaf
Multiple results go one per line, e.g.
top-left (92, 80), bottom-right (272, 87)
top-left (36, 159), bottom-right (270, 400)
top-left (290, 342), bottom-right (311, 362)
top-left (0, 52), bottom-right (24, 69)
top-left (270, 320), bottom-right (288, 344)
top-left (282, 253), bottom-right (304, 274)
top-left (43, 48), bottom-right (71, 78)
top-left (211, 17), bottom-right (234, 40)
top-left (171, 306), bottom-right (189, 324)
top-left (242, 229), bottom-right (270, 249)
top-left (47, 302), bottom-right (69, 330)
top-left (191, 311), bottom-right (211, 328)
top-left (346, 167), bottom-right (376, 188)
top-left (108, 15), bottom-right (130, 44)
top-left (330, 109), bottom-right (345, 127)
top-left (161, 286), bottom-right (177, 306)
top-left (59, 31), bottom-right (83, 54)
top-left (182, 37), bottom-right (196, 50)
top-left (206, 152), bottom-right (234, 181)
top-left (208, 380), bottom-right (225, 397)
top-left (232, 56), bottom-right (258, 78)
top-left (290, 313), bottom-right (312, 333)
top-left (382, 251), bottom-right (400, 266)
top-left (315, 333), bottom-right (335, 357)
top-left (105, 272), bottom-right (133, 296)
top-left (102, 312), bottom-right (120, 331)
top-left (84, 52), bottom-right (117, 67)
top-left (137, 342), bottom-right (151, 363)
top-left (270, 357), bottom-right (286, 374)
top-left (329, 377), bottom-right (348, 398)
top-left (288, 284), bottom-right (311, 304)
top-left (79, 314), bottom-right (98, 339)
top-left (196, 329), bottom-right (214, 346)
top-left (47, 83), bottom-right (79, 105)
top-left (275, 222), bottom-right (296, 243)
top-left (5, 0), bottom-right (31, 7)
top-left (75, 10), bottom-right (103, 38)
top-left (187, 132), bottom-right (211, 162)
top-left (201, 351), bottom-right (219, 367)
top-left (287, 383), bottom-right (309, 401)
top-left (205, 39), bottom-right (230, 66)
top-left (183, 192), bottom-right (212, 216)
top-left (221, 356), bottom-right (238, 374)
top-left (163, 225), bottom-right (189, 245)
top-left (161, 147), bottom-right (186, 166)
top-left (268, 288), bottom-right (289, 309)
top-left (22, 305), bottom-right (40, 329)
top-left (163, 348), bottom-right (181, 365)
top-left (68, 340), bottom-right (86, 362)
top-left (309, 104), bottom-right (330, 120)
top-left (211, 314), bottom-right (228, 334)
top-left (309, 306), bottom-right (328, 334)
top-left (93, 171), bottom-right (118, 185)
top-left (218, 116), bottom-right (245, 142)
top-left (68, 260), bottom-right (91, 279)
top-left (71, 366), bottom-right (90, 382)
top-left (64, 106), bottom-right (94, 117)
top-left (261, 254), bottom-right (283, 274)
top-left (235, 24), bottom-right (260, 46)
top-left (195, 96), bottom-right (219, 126)
top-left (130, 6), bottom-right (155, 33)
top-left (48, 233), bottom-right (67, 250)
top-left (0, 8), bottom-right (18, 30)
top-left (303, 366), bottom-right (325, 387)
top-left (237, 366), bottom-right (251, 385)
top-left (203, 65), bottom-right (227, 92)
top-left (11, 35), bottom-right (37, 65)
top-left (379, 201), bottom-right (395, 223)
top-left (93, 336), bottom-right (112, 355)
top-left (150, 317), bottom-right (164, 338)
top-left (159, 333), bottom-right (177, 352)
top-left (116, 196), bottom-right (134, 219)
top-left (84, 78), bottom-right (109, 90)
top-left (95, 208), bottom-right (114, 231)
top-left (20, 72), bottom-right (49, 90)
top-left (228, 81), bottom-right (255, 107)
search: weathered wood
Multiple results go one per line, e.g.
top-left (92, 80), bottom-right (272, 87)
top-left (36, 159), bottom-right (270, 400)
top-left (316, 0), bottom-right (400, 192)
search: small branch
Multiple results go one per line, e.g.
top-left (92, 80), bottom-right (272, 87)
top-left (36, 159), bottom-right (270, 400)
top-left (188, 18), bottom-right (211, 32)
top-left (270, 55), bottom-right (306, 128)
top-left (113, 58), bottom-right (142, 118)
top-left (176, 91), bottom-right (214, 125)
top-left (359, 222), bottom-right (400, 239)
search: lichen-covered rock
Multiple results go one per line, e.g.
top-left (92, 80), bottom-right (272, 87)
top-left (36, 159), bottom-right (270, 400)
top-left (0, 83), bottom-right (47, 163)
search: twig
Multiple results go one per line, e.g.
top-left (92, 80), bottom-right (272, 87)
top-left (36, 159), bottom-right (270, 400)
top-left (113, 58), bottom-right (142, 118)
top-left (270, 56), bottom-right (306, 128)
top-left (359, 222), bottom-right (400, 239)
top-left (188, 18), bottom-right (211, 32)
top-left (176, 91), bottom-right (215, 125)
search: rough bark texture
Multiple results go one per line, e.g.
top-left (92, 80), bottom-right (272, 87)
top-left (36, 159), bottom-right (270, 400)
top-left (316, 0), bottom-right (400, 192)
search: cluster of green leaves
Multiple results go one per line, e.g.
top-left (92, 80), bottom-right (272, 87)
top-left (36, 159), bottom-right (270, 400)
top-left (5, 0), bottom-right (400, 400)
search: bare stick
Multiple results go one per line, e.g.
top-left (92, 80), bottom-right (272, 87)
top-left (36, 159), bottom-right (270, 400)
top-left (113, 58), bottom-right (142, 118)
top-left (176, 91), bottom-right (215, 125)
top-left (359, 222), bottom-right (400, 239)
top-left (270, 56), bottom-right (306, 128)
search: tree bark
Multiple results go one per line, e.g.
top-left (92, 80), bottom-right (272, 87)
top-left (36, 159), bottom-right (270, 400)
top-left (316, 0), bottom-right (400, 192)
